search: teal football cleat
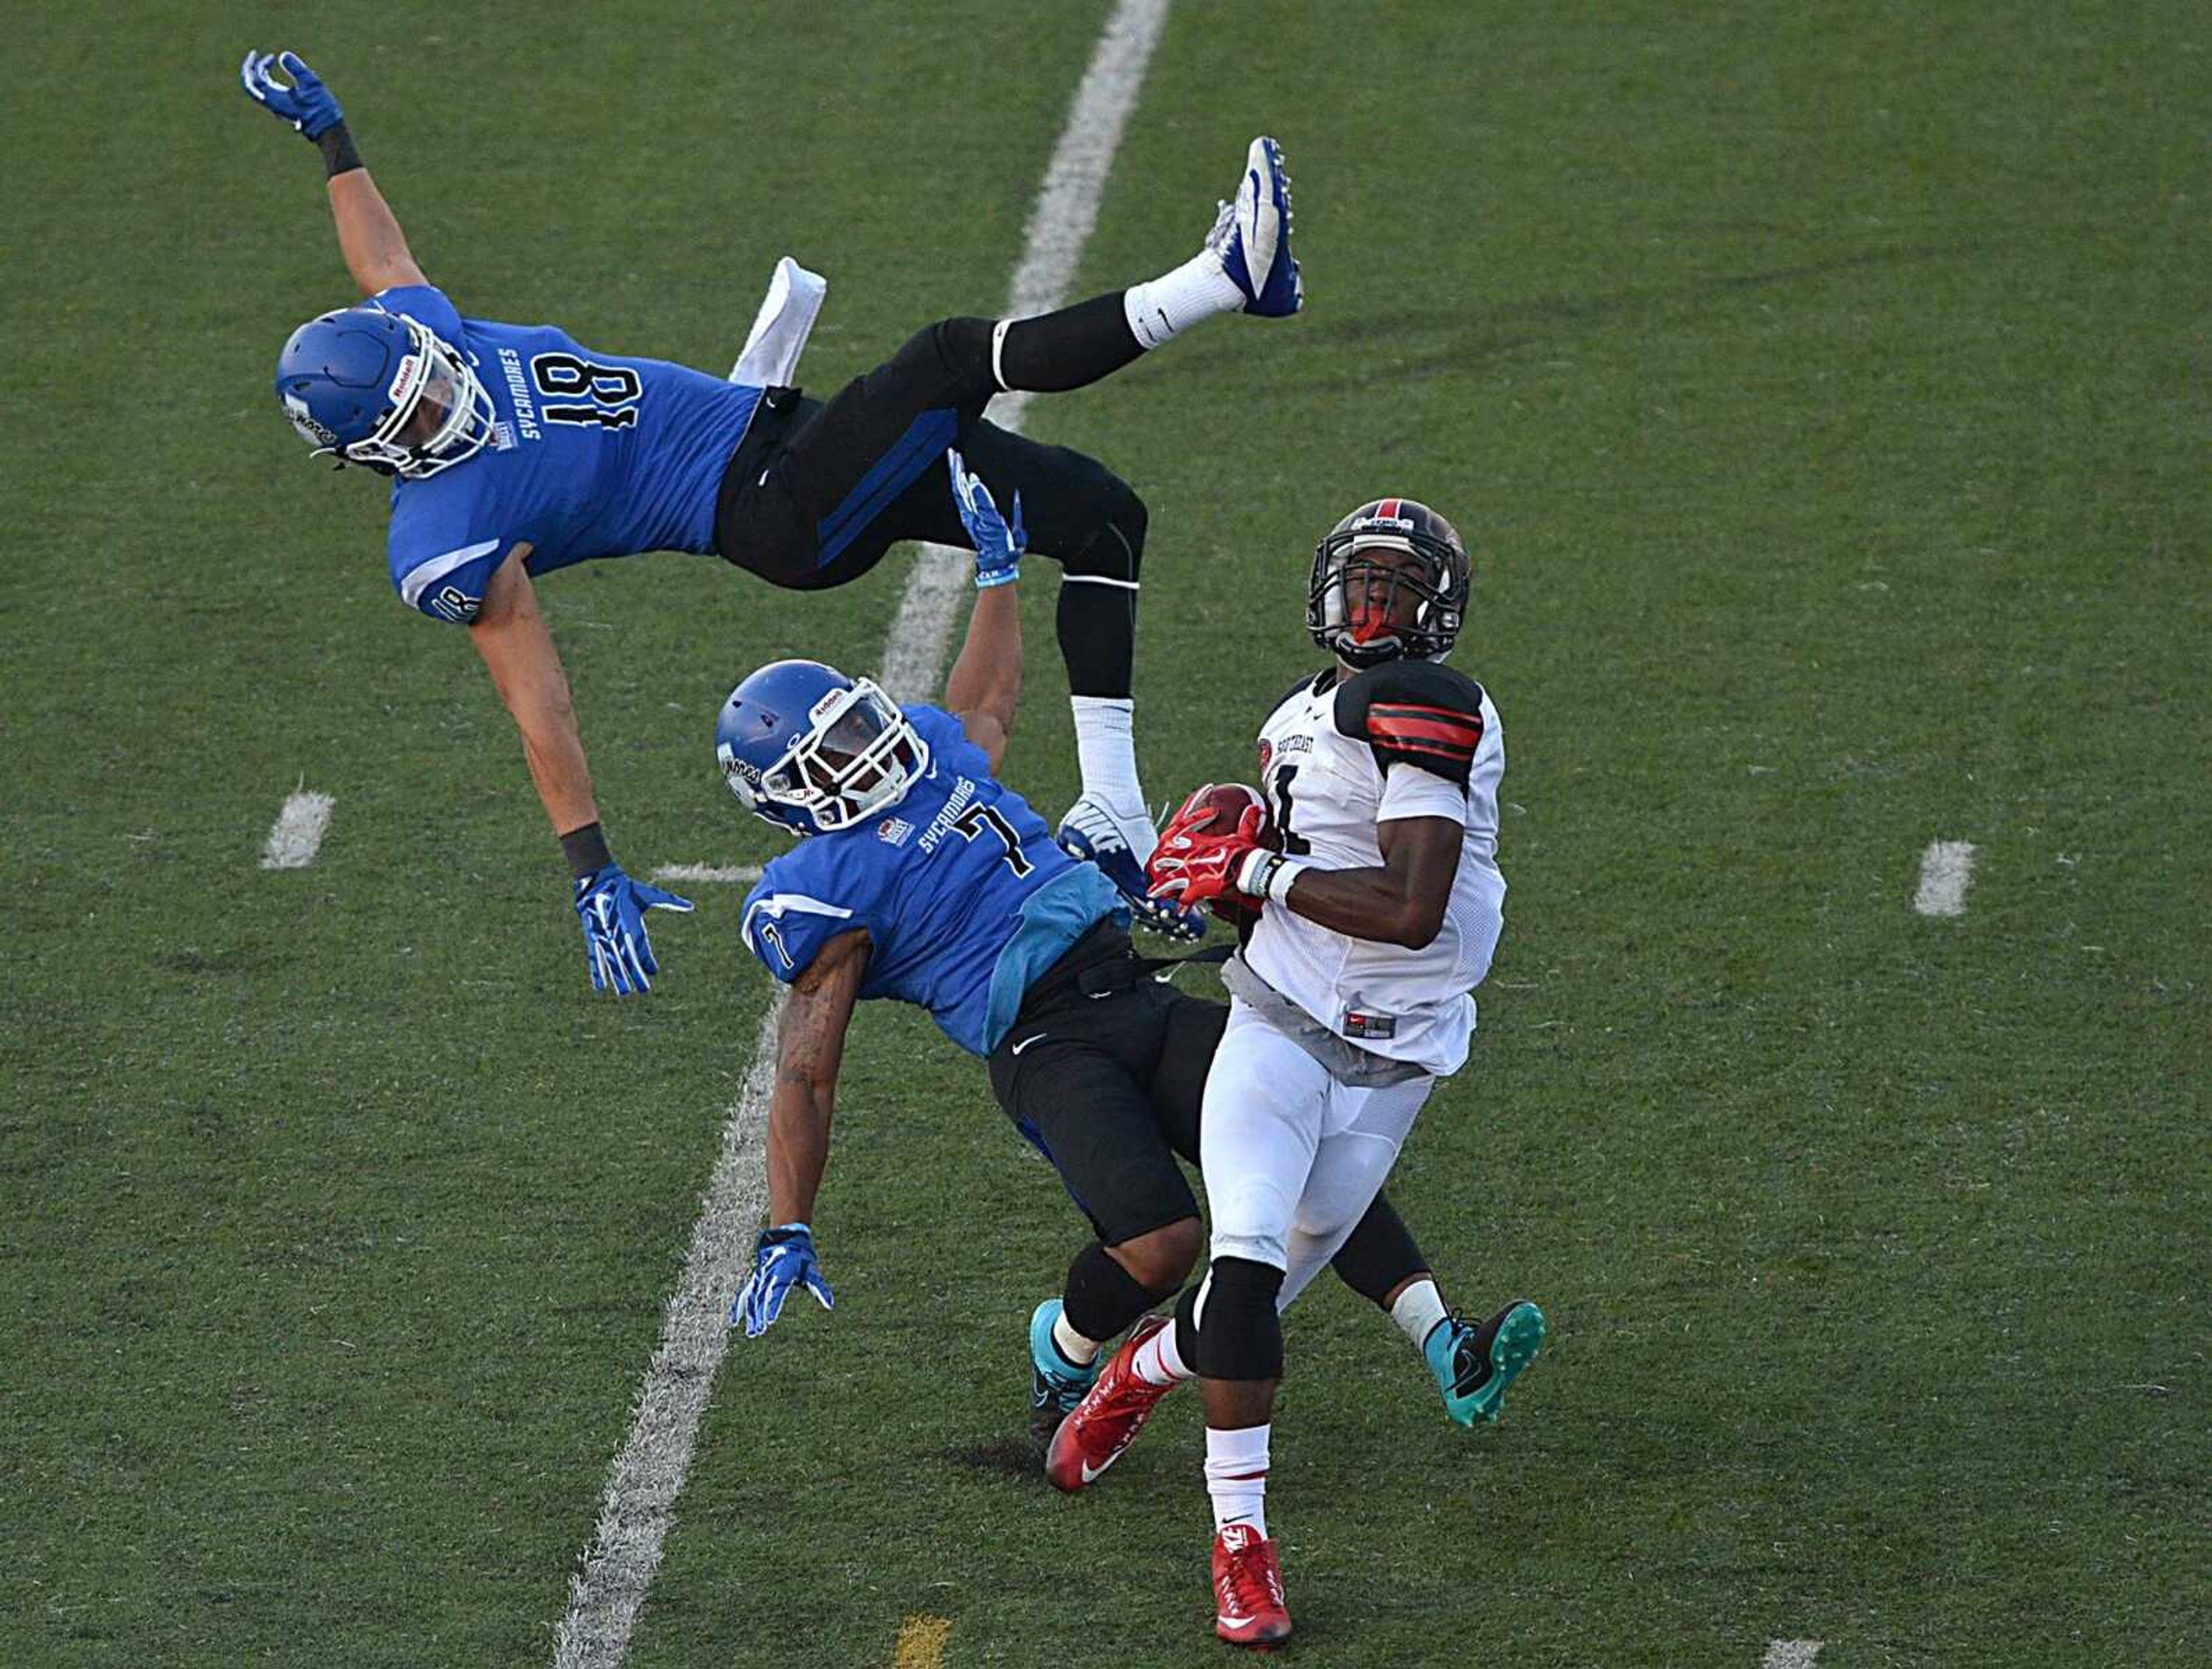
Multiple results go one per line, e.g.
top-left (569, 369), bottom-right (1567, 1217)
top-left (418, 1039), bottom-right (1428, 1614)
top-left (1426, 1299), bottom-right (1546, 1428)
top-left (1029, 1298), bottom-right (1105, 1458)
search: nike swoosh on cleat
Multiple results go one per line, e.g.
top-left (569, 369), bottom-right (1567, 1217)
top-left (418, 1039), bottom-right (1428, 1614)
top-left (1079, 1458), bottom-right (1111, 1484)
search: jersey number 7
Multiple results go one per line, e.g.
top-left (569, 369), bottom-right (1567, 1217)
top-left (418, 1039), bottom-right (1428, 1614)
top-left (950, 802), bottom-right (1034, 877)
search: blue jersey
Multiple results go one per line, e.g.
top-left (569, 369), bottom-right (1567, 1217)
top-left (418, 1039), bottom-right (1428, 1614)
top-left (373, 283), bottom-right (764, 624)
top-left (740, 707), bottom-right (1127, 1056)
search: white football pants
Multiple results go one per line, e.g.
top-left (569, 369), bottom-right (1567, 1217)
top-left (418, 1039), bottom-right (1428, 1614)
top-left (1199, 998), bottom-right (1435, 1310)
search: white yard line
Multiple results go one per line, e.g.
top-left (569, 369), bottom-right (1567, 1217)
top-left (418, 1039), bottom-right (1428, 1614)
top-left (257, 790), bottom-right (334, 870)
top-left (550, 5), bottom-right (1174, 1663)
top-left (875, 0), bottom-right (1170, 702)
top-left (1914, 839), bottom-right (1978, 917)
top-left (648, 863), bottom-right (763, 886)
top-left (1761, 1642), bottom-right (1823, 1669)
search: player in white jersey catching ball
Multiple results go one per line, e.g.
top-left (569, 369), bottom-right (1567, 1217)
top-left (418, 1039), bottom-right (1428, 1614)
top-left (1044, 497), bottom-right (1546, 1647)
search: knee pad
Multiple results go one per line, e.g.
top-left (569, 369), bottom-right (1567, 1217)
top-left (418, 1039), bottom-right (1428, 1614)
top-left (1062, 1238), bottom-right (1169, 1345)
top-left (1060, 475), bottom-right (1146, 582)
top-left (914, 316), bottom-right (997, 395)
top-left (1191, 1255), bottom-right (1286, 1382)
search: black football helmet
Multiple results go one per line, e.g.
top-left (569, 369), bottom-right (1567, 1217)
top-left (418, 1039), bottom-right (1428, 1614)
top-left (1307, 497), bottom-right (1469, 666)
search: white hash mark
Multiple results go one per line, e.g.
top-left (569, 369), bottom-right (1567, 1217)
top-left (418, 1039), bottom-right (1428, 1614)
top-left (259, 790), bottom-right (334, 870)
top-left (1914, 839), bottom-right (1978, 917)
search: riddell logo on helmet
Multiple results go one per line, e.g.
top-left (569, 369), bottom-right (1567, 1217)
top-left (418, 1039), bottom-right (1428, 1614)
top-left (1351, 513), bottom-right (1414, 533)
top-left (387, 352), bottom-right (427, 408)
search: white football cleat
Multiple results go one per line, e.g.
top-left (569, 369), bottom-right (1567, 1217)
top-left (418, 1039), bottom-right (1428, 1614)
top-left (1206, 136), bottom-right (1303, 317)
top-left (1056, 796), bottom-right (1206, 942)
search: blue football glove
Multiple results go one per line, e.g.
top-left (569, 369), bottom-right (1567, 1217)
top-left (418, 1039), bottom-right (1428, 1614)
top-left (240, 50), bottom-right (345, 139)
top-left (732, 1223), bottom-right (835, 1337)
top-left (573, 863), bottom-right (694, 996)
top-left (948, 449), bottom-right (1024, 589)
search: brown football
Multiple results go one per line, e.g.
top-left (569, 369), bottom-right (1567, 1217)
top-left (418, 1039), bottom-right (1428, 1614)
top-left (1180, 781), bottom-right (1273, 844)
top-left (1175, 783), bottom-right (1274, 929)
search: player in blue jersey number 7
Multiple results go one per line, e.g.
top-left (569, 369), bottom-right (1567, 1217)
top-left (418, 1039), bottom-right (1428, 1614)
top-left (724, 452), bottom-right (1509, 1466)
top-left (243, 48), bottom-right (1306, 992)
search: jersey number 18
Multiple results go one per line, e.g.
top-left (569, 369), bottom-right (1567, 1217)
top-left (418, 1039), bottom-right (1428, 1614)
top-left (531, 353), bottom-right (644, 431)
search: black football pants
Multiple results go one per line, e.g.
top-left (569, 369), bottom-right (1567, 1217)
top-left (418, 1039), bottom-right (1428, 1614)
top-left (986, 921), bottom-right (1433, 1308)
top-left (713, 308), bottom-right (1147, 697)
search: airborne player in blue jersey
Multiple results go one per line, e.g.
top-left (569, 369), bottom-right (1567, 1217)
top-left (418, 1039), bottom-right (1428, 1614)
top-left (243, 48), bottom-right (1306, 994)
top-left (718, 452), bottom-right (1511, 1470)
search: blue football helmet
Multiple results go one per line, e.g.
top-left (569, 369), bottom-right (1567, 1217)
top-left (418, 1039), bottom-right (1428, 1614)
top-left (715, 659), bottom-right (931, 836)
top-left (273, 306), bottom-right (495, 479)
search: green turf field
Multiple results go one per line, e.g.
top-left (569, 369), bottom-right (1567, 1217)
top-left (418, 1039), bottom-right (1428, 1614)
top-left (3, 4), bottom-right (2205, 1666)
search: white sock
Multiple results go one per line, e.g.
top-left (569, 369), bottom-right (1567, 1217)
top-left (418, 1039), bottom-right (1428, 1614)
top-left (1204, 1423), bottom-right (1271, 1537)
top-left (1390, 1278), bottom-right (1450, 1353)
top-left (1051, 1310), bottom-right (1102, 1368)
top-left (1132, 1317), bottom-right (1194, 1386)
top-left (1123, 250), bottom-right (1243, 351)
top-left (1069, 696), bottom-right (1146, 818)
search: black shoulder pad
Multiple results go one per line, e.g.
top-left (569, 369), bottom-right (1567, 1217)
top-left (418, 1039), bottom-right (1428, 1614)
top-left (1332, 659), bottom-right (1487, 786)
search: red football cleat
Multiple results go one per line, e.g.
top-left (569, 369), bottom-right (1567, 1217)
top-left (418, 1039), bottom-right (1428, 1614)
top-left (1212, 1522), bottom-right (1292, 1647)
top-left (1043, 1312), bottom-right (1175, 1492)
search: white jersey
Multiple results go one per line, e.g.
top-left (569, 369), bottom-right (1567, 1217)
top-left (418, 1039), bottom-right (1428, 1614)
top-left (1241, 659), bottom-right (1506, 1077)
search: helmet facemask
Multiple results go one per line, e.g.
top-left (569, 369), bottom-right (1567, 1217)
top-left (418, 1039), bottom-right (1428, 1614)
top-left (1308, 513), bottom-right (1468, 667)
top-left (340, 314), bottom-right (496, 480)
top-left (724, 677), bottom-right (929, 834)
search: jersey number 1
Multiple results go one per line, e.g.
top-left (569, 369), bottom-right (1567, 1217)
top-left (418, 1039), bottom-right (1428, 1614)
top-left (950, 802), bottom-right (1034, 877)
top-left (531, 353), bottom-right (643, 431)
top-left (1265, 764), bottom-right (1315, 856)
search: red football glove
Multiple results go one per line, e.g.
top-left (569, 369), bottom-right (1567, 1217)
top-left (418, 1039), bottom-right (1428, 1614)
top-left (1147, 794), bottom-right (1268, 908)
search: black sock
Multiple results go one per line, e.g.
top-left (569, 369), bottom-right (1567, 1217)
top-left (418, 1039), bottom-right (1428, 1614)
top-left (1052, 498), bottom-right (1145, 696)
top-left (1328, 1191), bottom-right (1430, 1308)
top-left (997, 291), bottom-right (1145, 392)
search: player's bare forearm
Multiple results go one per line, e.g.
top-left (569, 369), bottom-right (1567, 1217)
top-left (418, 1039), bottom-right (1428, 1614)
top-left (470, 549), bottom-right (600, 836)
top-left (764, 930), bottom-right (870, 1224)
top-left (328, 169), bottom-right (427, 295)
top-left (1281, 815), bottom-right (1461, 949)
top-left (946, 582), bottom-right (1022, 772)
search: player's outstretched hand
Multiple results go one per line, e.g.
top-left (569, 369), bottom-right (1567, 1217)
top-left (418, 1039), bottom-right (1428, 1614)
top-left (573, 863), bottom-right (695, 996)
top-left (732, 1223), bottom-right (836, 1337)
top-left (948, 450), bottom-right (1024, 589)
top-left (1147, 795), bottom-right (1268, 908)
top-left (239, 50), bottom-right (345, 139)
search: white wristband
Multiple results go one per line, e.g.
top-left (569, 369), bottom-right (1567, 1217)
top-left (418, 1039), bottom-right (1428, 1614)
top-left (1233, 848), bottom-right (1275, 897)
top-left (1236, 849), bottom-right (1310, 903)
